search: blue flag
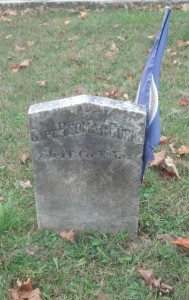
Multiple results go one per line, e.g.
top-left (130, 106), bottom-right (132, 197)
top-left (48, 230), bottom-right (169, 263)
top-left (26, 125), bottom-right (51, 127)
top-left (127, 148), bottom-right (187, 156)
top-left (135, 7), bottom-right (171, 179)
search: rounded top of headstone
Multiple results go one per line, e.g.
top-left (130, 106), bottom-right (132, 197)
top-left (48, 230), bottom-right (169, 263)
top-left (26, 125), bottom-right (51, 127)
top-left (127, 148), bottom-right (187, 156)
top-left (28, 95), bottom-right (146, 115)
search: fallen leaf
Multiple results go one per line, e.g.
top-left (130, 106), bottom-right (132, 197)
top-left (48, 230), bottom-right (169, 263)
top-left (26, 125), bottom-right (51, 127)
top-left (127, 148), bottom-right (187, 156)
top-left (26, 40), bottom-right (34, 47)
top-left (20, 180), bottom-right (32, 189)
top-left (171, 237), bottom-right (189, 249)
top-left (103, 89), bottom-right (119, 99)
top-left (64, 19), bottom-right (71, 25)
top-left (137, 268), bottom-right (155, 289)
top-left (20, 153), bottom-right (30, 164)
top-left (9, 288), bottom-right (41, 300)
top-left (149, 150), bottom-right (166, 167)
top-left (17, 276), bottom-right (32, 291)
top-left (9, 289), bottom-right (20, 300)
top-left (160, 136), bottom-right (168, 145)
top-left (137, 267), bottom-right (173, 294)
top-left (159, 282), bottom-right (174, 294)
top-left (36, 80), bottom-right (47, 87)
top-left (60, 229), bottom-right (75, 243)
top-left (178, 97), bottom-right (189, 106)
top-left (15, 45), bottom-right (25, 53)
top-left (79, 12), bottom-right (88, 20)
top-left (162, 156), bottom-right (180, 180)
top-left (177, 145), bottom-right (189, 155)
top-left (180, 3), bottom-right (189, 11)
top-left (11, 60), bottom-right (31, 73)
top-left (9, 276), bottom-right (41, 300)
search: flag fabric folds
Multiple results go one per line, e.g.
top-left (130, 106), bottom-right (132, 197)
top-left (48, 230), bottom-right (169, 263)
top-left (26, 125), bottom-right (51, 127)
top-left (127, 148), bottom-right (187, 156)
top-left (135, 7), bottom-right (171, 179)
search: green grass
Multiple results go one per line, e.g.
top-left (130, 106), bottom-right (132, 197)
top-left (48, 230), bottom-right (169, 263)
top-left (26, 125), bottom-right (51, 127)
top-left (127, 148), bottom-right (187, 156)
top-left (0, 5), bottom-right (189, 300)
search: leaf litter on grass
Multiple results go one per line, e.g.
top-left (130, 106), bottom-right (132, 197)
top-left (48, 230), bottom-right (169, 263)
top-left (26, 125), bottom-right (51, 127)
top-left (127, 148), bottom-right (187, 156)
top-left (9, 276), bottom-right (41, 300)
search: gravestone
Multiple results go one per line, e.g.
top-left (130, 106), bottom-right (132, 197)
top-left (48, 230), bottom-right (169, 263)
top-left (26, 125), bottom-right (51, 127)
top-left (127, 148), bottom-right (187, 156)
top-left (28, 95), bottom-right (146, 236)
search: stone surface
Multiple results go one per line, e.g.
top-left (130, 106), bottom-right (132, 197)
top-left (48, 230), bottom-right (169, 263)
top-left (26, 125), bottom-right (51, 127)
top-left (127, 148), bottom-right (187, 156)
top-left (28, 95), bottom-right (146, 235)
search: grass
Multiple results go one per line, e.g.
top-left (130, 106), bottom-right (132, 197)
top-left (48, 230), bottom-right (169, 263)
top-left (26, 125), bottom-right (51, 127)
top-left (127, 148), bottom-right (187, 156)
top-left (0, 4), bottom-right (189, 299)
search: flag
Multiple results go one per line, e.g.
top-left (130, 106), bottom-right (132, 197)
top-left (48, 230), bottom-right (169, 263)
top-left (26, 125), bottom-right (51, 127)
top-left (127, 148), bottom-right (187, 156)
top-left (135, 7), bottom-right (171, 179)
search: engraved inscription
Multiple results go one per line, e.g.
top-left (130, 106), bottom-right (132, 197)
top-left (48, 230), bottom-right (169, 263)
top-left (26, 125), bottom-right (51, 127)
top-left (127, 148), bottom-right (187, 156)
top-left (41, 148), bottom-right (127, 160)
top-left (31, 120), bottom-right (142, 144)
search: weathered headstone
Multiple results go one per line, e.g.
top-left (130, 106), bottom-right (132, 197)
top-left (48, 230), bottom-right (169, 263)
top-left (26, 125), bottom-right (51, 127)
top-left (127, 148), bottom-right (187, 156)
top-left (28, 95), bottom-right (146, 235)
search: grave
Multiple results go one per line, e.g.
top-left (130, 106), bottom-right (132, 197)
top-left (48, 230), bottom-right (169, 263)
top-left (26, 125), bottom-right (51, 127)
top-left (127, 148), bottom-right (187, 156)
top-left (28, 95), bottom-right (146, 235)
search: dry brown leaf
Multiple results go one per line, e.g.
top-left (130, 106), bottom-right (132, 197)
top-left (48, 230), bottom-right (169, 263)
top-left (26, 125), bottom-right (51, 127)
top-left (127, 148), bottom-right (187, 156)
top-left (160, 136), bottom-right (168, 145)
top-left (137, 267), bottom-right (173, 294)
top-left (26, 40), bottom-right (34, 47)
top-left (20, 180), bottom-right (32, 189)
top-left (137, 268), bottom-right (155, 289)
top-left (149, 150), bottom-right (166, 167)
top-left (11, 60), bottom-right (31, 72)
top-left (171, 237), bottom-right (189, 249)
top-left (79, 12), bottom-right (88, 20)
top-left (9, 276), bottom-right (41, 300)
top-left (20, 153), bottom-right (30, 164)
top-left (17, 276), bottom-right (32, 291)
top-left (180, 3), bottom-right (189, 11)
top-left (177, 145), bottom-right (189, 155)
top-left (103, 90), bottom-right (119, 99)
top-left (9, 288), bottom-right (41, 300)
top-left (159, 282), bottom-right (173, 294)
top-left (15, 45), bottom-right (25, 53)
top-left (162, 156), bottom-right (180, 179)
top-left (9, 289), bottom-right (20, 300)
top-left (60, 229), bottom-right (75, 243)
top-left (36, 80), bottom-right (47, 87)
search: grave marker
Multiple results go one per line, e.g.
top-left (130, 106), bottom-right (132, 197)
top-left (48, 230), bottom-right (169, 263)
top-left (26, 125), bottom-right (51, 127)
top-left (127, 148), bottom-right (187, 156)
top-left (29, 95), bottom-right (146, 235)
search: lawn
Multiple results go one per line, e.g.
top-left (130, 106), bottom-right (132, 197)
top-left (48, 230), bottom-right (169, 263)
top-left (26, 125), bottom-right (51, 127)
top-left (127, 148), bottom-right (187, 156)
top-left (0, 4), bottom-right (189, 300)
